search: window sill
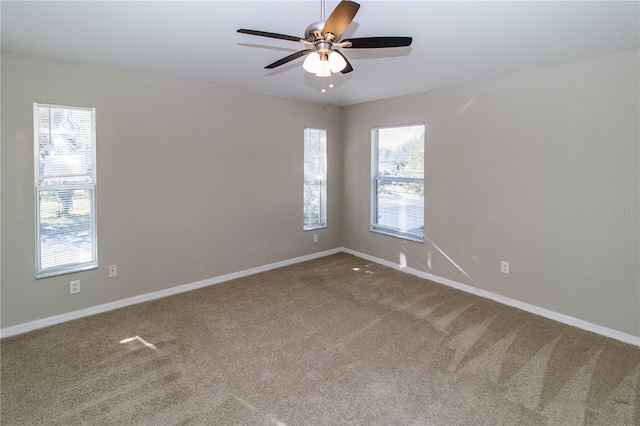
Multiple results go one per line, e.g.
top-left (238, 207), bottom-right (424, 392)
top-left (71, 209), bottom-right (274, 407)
top-left (36, 263), bottom-right (98, 280)
top-left (370, 227), bottom-right (424, 243)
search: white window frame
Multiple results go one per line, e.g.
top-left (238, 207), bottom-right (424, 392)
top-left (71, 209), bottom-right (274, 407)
top-left (34, 103), bottom-right (98, 278)
top-left (371, 123), bottom-right (425, 242)
top-left (303, 128), bottom-right (327, 230)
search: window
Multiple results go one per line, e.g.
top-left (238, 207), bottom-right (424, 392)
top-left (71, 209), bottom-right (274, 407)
top-left (303, 128), bottom-right (327, 230)
top-left (34, 103), bottom-right (97, 278)
top-left (371, 123), bottom-right (425, 242)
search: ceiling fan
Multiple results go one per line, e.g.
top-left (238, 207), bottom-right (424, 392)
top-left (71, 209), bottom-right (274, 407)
top-left (237, 0), bottom-right (412, 79)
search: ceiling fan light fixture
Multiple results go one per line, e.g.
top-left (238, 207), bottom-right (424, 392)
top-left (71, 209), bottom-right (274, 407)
top-left (315, 60), bottom-right (331, 77)
top-left (328, 51), bottom-right (347, 73)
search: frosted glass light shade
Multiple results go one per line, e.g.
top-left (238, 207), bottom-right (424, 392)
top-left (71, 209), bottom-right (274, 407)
top-left (328, 51), bottom-right (347, 73)
top-left (315, 60), bottom-right (331, 77)
top-left (303, 52), bottom-right (321, 73)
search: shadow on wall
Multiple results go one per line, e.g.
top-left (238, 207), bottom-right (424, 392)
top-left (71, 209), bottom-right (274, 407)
top-left (399, 237), bottom-right (475, 283)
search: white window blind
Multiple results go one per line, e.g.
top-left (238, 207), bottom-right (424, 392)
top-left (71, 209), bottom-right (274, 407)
top-left (304, 128), bottom-right (327, 230)
top-left (34, 103), bottom-right (97, 278)
top-left (372, 123), bottom-right (425, 242)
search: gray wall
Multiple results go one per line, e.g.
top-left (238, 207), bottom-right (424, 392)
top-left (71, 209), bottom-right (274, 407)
top-left (2, 50), bottom-right (639, 338)
top-left (1, 52), bottom-right (343, 328)
top-left (342, 50), bottom-right (639, 336)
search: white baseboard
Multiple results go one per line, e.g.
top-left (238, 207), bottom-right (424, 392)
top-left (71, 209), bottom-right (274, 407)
top-left (0, 248), bottom-right (342, 339)
top-left (3, 246), bottom-right (639, 347)
top-left (342, 248), bottom-right (640, 347)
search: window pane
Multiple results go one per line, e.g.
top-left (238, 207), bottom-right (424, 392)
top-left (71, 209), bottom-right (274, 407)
top-left (375, 180), bottom-right (424, 235)
top-left (38, 188), bottom-right (96, 271)
top-left (37, 105), bottom-right (94, 185)
top-left (304, 128), bottom-right (327, 229)
top-left (304, 183), bottom-right (323, 227)
top-left (377, 125), bottom-right (424, 178)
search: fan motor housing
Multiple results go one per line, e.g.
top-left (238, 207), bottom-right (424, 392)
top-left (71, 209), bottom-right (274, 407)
top-left (305, 22), bottom-right (325, 41)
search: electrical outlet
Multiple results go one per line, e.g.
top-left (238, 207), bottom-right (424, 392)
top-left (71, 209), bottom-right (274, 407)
top-left (70, 280), bottom-right (80, 294)
top-left (313, 234), bottom-right (318, 243)
top-left (501, 261), bottom-right (510, 274)
top-left (108, 265), bottom-right (118, 278)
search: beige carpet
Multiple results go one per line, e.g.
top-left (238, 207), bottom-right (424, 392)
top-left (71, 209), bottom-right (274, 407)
top-left (2, 253), bottom-right (639, 425)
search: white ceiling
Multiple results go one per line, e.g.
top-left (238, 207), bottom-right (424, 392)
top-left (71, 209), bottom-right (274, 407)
top-left (2, 1), bottom-right (638, 106)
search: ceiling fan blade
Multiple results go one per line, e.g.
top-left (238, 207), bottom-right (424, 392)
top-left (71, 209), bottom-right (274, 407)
top-left (336, 51), bottom-right (353, 74)
top-left (265, 49), bottom-right (311, 69)
top-left (322, 0), bottom-right (360, 39)
top-left (344, 36), bottom-right (413, 49)
top-left (237, 29), bottom-right (301, 43)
